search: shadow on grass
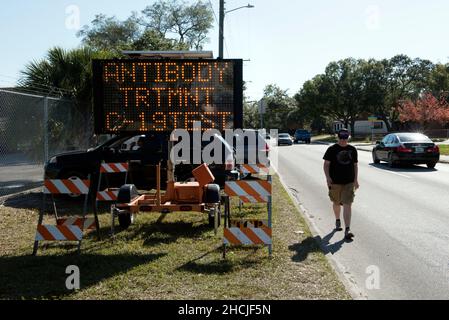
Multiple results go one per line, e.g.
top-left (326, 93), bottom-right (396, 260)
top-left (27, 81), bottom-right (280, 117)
top-left (0, 252), bottom-right (165, 299)
top-left (289, 231), bottom-right (346, 262)
top-left (2, 191), bottom-right (44, 210)
top-left (123, 220), bottom-right (213, 246)
top-left (177, 247), bottom-right (263, 274)
top-left (2, 191), bottom-right (96, 215)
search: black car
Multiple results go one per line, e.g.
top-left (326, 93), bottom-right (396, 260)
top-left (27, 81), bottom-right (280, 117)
top-left (45, 133), bottom-right (236, 193)
top-left (372, 133), bottom-right (440, 168)
top-left (45, 134), bottom-right (168, 192)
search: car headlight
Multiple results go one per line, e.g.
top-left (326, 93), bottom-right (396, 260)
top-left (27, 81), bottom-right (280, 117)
top-left (49, 156), bottom-right (57, 164)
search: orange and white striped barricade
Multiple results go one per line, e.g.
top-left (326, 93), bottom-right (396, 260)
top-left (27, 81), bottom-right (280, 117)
top-left (223, 176), bottom-right (273, 257)
top-left (95, 162), bottom-right (129, 235)
top-left (33, 177), bottom-right (93, 256)
top-left (224, 220), bottom-right (272, 246)
top-left (236, 164), bottom-right (270, 211)
top-left (239, 164), bottom-right (270, 176)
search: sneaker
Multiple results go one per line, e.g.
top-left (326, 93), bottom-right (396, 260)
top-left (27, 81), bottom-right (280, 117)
top-left (345, 229), bottom-right (355, 241)
top-left (335, 219), bottom-right (343, 231)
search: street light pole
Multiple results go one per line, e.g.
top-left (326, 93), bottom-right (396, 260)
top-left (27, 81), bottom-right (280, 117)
top-left (219, 0), bottom-right (225, 59)
top-left (218, 1), bottom-right (254, 59)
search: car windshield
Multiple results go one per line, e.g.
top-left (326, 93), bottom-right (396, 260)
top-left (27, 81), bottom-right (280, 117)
top-left (296, 130), bottom-right (308, 134)
top-left (279, 134), bottom-right (290, 138)
top-left (397, 133), bottom-right (432, 143)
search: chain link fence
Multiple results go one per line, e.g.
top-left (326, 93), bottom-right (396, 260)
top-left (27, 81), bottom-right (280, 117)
top-left (0, 89), bottom-right (92, 199)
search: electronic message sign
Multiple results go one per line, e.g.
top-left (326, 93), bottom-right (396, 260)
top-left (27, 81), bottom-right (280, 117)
top-left (92, 59), bottom-right (243, 133)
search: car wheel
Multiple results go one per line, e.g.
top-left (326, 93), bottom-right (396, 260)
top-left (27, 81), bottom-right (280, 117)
top-left (387, 153), bottom-right (395, 168)
top-left (427, 162), bottom-right (437, 169)
top-left (372, 151), bottom-right (380, 164)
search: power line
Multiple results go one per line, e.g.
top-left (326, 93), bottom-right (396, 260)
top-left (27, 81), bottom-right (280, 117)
top-left (0, 75), bottom-right (75, 96)
top-left (208, 0), bottom-right (219, 25)
top-left (0, 81), bottom-right (72, 98)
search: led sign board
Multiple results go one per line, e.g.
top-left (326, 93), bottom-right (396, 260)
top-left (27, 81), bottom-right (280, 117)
top-left (92, 59), bottom-right (243, 133)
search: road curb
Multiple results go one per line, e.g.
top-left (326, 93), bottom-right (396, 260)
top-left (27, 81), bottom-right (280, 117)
top-left (272, 165), bottom-right (367, 300)
top-left (0, 187), bottom-right (41, 206)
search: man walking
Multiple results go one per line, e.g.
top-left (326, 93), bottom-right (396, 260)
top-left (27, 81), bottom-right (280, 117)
top-left (323, 128), bottom-right (359, 241)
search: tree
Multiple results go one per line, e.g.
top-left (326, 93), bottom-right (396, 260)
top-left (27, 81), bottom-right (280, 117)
top-left (398, 93), bottom-right (449, 129)
top-left (19, 47), bottom-right (114, 146)
top-left (384, 55), bottom-right (434, 129)
top-left (294, 75), bottom-right (325, 127)
top-left (78, 0), bottom-right (214, 52)
top-left (428, 63), bottom-right (449, 97)
top-left (360, 59), bottom-right (390, 129)
top-left (131, 29), bottom-right (188, 51)
top-left (262, 84), bottom-right (295, 131)
top-left (142, 0), bottom-right (214, 50)
top-left (310, 59), bottom-right (366, 135)
top-left (294, 55), bottom-right (439, 134)
top-left (243, 101), bottom-right (259, 129)
top-left (77, 14), bottom-right (142, 52)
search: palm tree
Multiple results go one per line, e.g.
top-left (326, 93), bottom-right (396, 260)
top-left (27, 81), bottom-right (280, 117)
top-left (19, 47), bottom-right (114, 151)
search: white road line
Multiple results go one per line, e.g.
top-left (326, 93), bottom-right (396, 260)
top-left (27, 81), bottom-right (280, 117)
top-left (370, 167), bottom-right (412, 179)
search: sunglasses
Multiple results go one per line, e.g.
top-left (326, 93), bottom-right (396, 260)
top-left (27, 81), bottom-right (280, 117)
top-left (338, 134), bottom-right (350, 140)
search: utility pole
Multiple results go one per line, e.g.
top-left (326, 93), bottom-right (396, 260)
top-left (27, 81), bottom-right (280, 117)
top-left (219, 0), bottom-right (225, 59)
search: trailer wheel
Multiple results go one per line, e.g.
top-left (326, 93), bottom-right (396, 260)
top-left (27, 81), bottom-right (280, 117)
top-left (208, 206), bottom-right (221, 228)
top-left (117, 184), bottom-right (139, 204)
top-left (118, 211), bottom-right (135, 230)
top-left (204, 184), bottom-right (220, 203)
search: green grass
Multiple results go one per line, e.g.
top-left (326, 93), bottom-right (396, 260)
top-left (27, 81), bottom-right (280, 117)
top-left (0, 176), bottom-right (350, 300)
top-left (439, 145), bottom-right (449, 156)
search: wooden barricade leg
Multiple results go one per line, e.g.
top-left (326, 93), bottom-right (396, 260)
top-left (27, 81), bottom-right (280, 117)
top-left (110, 205), bottom-right (116, 237)
top-left (51, 194), bottom-right (58, 221)
top-left (94, 171), bottom-right (103, 239)
top-left (267, 175), bottom-right (272, 257)
top-left (223, 196), bottom-right (229, 259)
top-left (32, 192), bottom-right (46, 256)
top-left (78, 188), bottom-right (90, 254)
top-left (93, 197), bottom-right (101, 240)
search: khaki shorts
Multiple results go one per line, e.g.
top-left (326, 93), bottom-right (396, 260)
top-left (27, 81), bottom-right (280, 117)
top-left (328, 183), bottom-right (355, 205)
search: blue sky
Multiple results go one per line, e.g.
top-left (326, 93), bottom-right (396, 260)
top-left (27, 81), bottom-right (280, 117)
top-left (1, 0), bottom-right (449, 100)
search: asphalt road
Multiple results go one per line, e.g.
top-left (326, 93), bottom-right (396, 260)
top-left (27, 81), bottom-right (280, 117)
top-left (0, 153), bottom-right (43, 197)
top-left (274, 142), bottom-right (449, 300)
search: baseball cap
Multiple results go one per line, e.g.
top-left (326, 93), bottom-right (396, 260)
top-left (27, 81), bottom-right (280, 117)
top-left (338, 129), bottom-right (350, 140)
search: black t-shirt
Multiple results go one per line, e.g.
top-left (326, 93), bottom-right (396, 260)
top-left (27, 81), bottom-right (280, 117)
top-left (323, 144), bottom-right (358, 184)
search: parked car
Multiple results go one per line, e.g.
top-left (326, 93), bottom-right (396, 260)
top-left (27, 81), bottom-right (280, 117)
top-left (277, 133), bottom-right (293, 146)
top-left (174, 133), bottom-right (237, 186)
top-left (233, 129), bottom-right (270, 165)
top-left (372, 133), bottom-right (440, 168)
top-left (45, 133), bottom-right (236, 194)
top-left (294, 129), bottom-right (311, 144)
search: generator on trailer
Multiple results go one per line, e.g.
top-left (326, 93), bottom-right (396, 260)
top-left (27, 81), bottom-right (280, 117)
top-left (112, 161), bottom-right (222, 233)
